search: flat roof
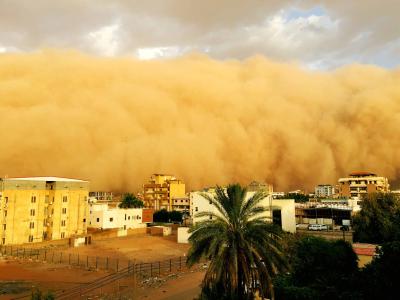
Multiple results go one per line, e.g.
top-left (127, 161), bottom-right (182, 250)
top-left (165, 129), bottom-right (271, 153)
top-left (3, 176), bottom-right (88, 183)
top-left (349, 171), bottom-right (377, 176)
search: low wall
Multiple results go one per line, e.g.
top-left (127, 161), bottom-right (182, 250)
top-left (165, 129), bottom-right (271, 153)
top-left (150, 226), bottom-right (172, 236)
top-left (297, 229), bottom-right (353, 243)
top-left (127, 227), bottom-right (147, 235)
top-left (177, 227), bottom-right (190, 244)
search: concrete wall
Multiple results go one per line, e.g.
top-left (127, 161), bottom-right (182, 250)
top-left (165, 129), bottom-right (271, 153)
top-left (150, 226), bottom-right (172, 236)
top-left (177, 227), bottom-right (190, 243)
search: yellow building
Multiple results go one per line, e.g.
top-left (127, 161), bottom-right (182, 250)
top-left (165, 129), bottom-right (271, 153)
top-left (338, 171), bottom-right (389, 199)
top-left (143, 174), bottom-right (186, 211)
top-left (0, 177), bottom-right (89, 245)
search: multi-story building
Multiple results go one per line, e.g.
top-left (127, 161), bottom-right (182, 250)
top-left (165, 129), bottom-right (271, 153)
top-left (247, 181), bottom-right (273, 193)
top-left (338, 172), bottom-right (389, 199)
top-left (315, 184), bottom-right (335, 198)
top-left (190, 187), bottom-right (296, 232)
top-left (89, 191), bottom-right (113, 201)
top-left (0, 177), bottom-right (89, 245)
top-left (171, 197), bottom-right (190, 214)
top-left (143, 174), bottom-right (185, 211)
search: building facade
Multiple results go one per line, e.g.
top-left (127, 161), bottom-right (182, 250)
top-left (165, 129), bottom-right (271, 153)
top-left (171, 197), bottom-right (190, 213)
top-left (315, 184), bottom-right (335, 198)
top-left (89, 203), bottom-right (152, 230)
top-left (89, 191), bottom-right (113, 201)
top-left (338, 172), bottom-right (389, 199)
top-left (190, 188), bottom-right (296, 233)
top-left (143, 174), bottom-right (185, 211)
top-left (0, 177), bottom-right (89, 245)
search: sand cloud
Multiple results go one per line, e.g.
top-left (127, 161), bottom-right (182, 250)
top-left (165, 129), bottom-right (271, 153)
top-left (0, 51), bottom-right (399, 192)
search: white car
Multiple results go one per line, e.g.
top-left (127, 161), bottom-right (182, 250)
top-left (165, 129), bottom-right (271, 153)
top-left (308, 224), bottom-right (328, 231)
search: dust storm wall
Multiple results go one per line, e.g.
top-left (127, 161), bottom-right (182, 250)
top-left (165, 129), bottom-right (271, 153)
top-left (0, 50), bottom-right (399, 191)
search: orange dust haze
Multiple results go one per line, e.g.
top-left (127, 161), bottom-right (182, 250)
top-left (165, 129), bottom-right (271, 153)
top-left (0, 50), bottom-right (399, 192)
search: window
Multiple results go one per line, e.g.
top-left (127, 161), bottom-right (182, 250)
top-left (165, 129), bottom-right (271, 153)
top-left (62, 196), bottom-right (68, 203)
top-left (109, 217), bottom-right (113, 222)
top-left (4, 210), bottom-right (7, 217)
top-left (30, 209), bottom-right (35, 216)
top-left (31, 196), bottom-right (36, 203)
top-left (29, 222), bottom-right (34, 229)
top-left (62, 208), bottom-right (67, 214)
top-left (28, 235), bottom-right (34, 242)
top-left (96, 218), bottom-right (100, 222)
top-left (43, 220), bottom-right (47, 227)
top-left (195, 207), bottom-right (198, 212)
top-left (125, 214), bottom-right (127, 220)
top-left (1, 238), bottom-right (5, 245)
top-left (5, 197), bottom-right (8, 203)
top-left (61, 220), bottom-right (66, 226)
top-left (2, 224), bottom-right (6, 230)
top-left (128, 216), bottom-right (130, 220)
top-left (61, 232), bottom-right (65, 238)
top-left (209, 215), bottom-right (213, 220)
top-left (83, 218), bottom-right (86, 223)
top-left (209, 200), bottom-right (212, 204)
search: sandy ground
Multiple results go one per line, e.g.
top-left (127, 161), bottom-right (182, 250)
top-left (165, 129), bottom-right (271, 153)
top-left (62, 234), bottom-right (190, 262)
top-left (0, 258), bottom-right (107, 299)
top-left (0, 234), bottom-right (195, 299)
top-left (136, 269), bottom-right (204, 300)
top-left (0, 257), bottom-right (205, 300)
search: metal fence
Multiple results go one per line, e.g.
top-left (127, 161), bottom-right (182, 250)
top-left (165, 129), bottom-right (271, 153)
top-left (0, 245), bottom-right (187, 275)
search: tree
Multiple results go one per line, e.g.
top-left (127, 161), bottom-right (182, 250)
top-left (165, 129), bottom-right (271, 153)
top-left (277, 193), bottom-right (309, 203)
top-left (359, 241), bottom-right (400, 300)
top-left (153, 209), bottom-right (169, 223)
top-left (118, 193), bottom-right (144, 209)
top-left (353, 193), bottom-right (400, 243)
top-left (169, 210), bottom-right (183, 223)
top-left (187, 184), bottom-right (287, 300)
top-left (274, 236), bottom-right (360, 300)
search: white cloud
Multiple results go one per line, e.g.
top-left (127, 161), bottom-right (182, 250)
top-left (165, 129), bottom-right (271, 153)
top-left (0, 1), bottom-right (398, 68)
top-left (87, 23), bottom-right (120, 57)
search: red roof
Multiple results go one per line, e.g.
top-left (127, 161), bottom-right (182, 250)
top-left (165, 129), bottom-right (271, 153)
top-left (353, 244), bottom-right (377, 256)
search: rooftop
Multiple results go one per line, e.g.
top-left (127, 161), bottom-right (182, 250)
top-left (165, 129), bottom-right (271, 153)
top-left (2, 176), bottom-right (88, 183)
top-left (349, 171), bottom-right (377, 177)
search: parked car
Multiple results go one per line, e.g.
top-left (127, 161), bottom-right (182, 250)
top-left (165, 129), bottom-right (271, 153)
top-left (308, 224), bottom-right (328, 231)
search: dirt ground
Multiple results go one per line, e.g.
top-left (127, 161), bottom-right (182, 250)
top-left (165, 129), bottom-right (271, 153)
top-left (0, 234), bottom-right (196, 299)
top-left (0, 257), bottom-right (107, 299)
top-left (62, 234), bottom-right (190, 262)
top-left (135, 269), bottom-right (204, 300)
top-left (0, 257), bottom-right (204, 300)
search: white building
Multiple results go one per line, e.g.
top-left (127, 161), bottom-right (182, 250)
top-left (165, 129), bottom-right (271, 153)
top-left (89, 203), bottom-right (147, 230)
top-left (315, 184), bottom-right (335, 198)
top-left (190, 190), bottom-right (296, 233)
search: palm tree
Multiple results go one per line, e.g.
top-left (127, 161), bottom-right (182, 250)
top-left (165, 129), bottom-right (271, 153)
top-left (187, 184), bottom-right (287, 300)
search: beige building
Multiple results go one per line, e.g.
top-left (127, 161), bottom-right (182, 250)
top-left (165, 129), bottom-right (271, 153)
top-left (338, 172), bottom-right (389, 199)
top-left (0, 177), bottom-right (89, 245)
top-left (315, 184), bottom-right (335, 198)
top-left (171, 197), bottom-right (190, 213)
top-left (143, 174), bottom-right (186, 211)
